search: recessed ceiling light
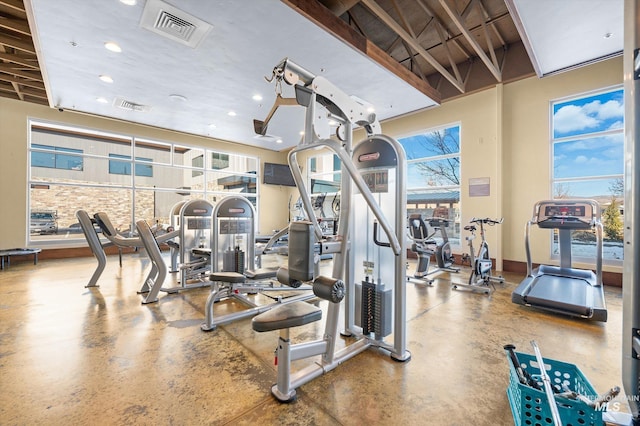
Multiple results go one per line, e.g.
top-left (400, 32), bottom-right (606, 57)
top-left (367, 107), bottom-right (375, 113)
top-left (96, 97), bottom-right (109, 103)
top-left (99, 74), bottom-right (113, 83)
top-left (228, 111), bottom-right (236, 117)
top-left (208, 123), bottom-right (217, 128)
top-left (120, 0), bottom-right (136, 5)
top-left (299, 131), bottom-right (304, 136)
top-left (276, 139), bottom-right (283, 144)
top-left (169, 94), bottom-right (188, 102)
top-left (252, 94), bottom-right (263, 101)
top-left (104, 42), bottom-right (122, 53)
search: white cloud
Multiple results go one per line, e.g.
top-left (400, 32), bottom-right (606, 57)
top-left (554, 98), bottom-right (623, 134)
top-left (554, 105), bottom-right (599, 133)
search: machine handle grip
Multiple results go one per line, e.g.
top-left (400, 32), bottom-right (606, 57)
top-left (373, 221), bottom-right (391, 248)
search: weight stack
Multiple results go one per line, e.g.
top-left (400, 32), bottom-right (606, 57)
top-left (355, 280), bottom-right (392, 340)
top-left (223, 247), bottom-right (245, 273)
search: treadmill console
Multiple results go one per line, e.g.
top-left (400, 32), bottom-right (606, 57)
top-left (535, 200), bottom-right (596, 229)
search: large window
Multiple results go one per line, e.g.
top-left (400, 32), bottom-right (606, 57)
top-left (28, 121), bottom-right (259, 245)
top-left (551, 87), bottom-right (624, 262)
top-left (399, 124), bottom-right (461, 245)
top-left (32, 144), bottom-right (83, 171)
top-left (108, 154), bottom-right (153, 177)
top-left (305, 151), bottom-right (341, 231)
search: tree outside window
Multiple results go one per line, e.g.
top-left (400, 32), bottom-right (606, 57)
top-left (399, 125), bottom-right (461, 245)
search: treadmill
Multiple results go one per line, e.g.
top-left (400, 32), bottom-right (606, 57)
top-left (511, 199), bottom-right (607, 322)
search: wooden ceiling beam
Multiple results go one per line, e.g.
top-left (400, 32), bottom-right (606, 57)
top-left (0, 73), bottom-right (44, 89)
top-left (438, 0), bottom-right (502, 82)
top-left (0, 32), bottom-right (34, 54)
top-left (0, 16), bottom-right (31, 36)
top-left (0, 62), bottom-right (42, 80)
top-left (281, 0), bottom-right (442, 102)
top-left (0, 0), bottom-right (26, 18)
top-left (0, 51), bottom-right (38, 68)
top-left (360, 0), bottom-right (464, 93)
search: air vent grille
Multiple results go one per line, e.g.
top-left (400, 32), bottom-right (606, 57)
top-left (155, 11), bottom-right (196, 42)
top-left (140, 0), bottom-right (212, 48)
top-left (114, 97), bottom-right (151, 112)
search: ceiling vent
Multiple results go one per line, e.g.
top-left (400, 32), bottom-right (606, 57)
top-left (140, 0), bottom-right (212, 48)
top-left (114, 97), bottom-right (152, 112)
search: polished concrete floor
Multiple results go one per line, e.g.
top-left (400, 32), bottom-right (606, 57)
top-left (0, 252), bottom-right (628, 425)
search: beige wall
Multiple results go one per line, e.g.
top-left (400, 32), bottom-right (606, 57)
top-left (380, 56), bottom-right (623, 274)
top-left (0, 97), bottom-right (291, 249)
top-left (1, 56), bottom-right (623, 274)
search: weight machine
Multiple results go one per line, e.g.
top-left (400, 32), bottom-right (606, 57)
top-left (250, 58), bottom-right (410, 402)
top-left (162, 199), bottom-right (215, 293)
top-left (201, 195), bottom-right (314, 331)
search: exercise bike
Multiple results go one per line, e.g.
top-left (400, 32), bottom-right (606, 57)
top-left (453, 217), bottom-right (504, 294)
top-left (428, 216), bottom-right (460, 274)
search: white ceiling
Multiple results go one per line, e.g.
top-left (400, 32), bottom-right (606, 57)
top-left (25, 0), bottom-right (623, 152)
top-left (508, 0), bottom-right (623, 76)
top-left (26, 0), bottom-right (437, 152)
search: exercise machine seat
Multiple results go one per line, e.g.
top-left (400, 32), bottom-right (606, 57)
top-left (209, 271), bottom-right (246, 284)
top-left (245, 268), bottom-right (278, 280)
top-left (252, 302), bottom-right (321, 332)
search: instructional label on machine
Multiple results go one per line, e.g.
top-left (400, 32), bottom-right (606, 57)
top-left (362, 171), bottom-right (388, 193)
top-left (219, 219), bottom-right (251, 234)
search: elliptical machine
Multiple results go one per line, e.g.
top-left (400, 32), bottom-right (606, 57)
top-left (453, 217), bottom-right (504, 294)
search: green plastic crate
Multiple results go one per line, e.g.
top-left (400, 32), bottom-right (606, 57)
top-left (506, 351), bottom-right (604, 426)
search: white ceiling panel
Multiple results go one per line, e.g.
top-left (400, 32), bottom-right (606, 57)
top-left (508, 0), bottom-right (623, 76)
top-left (26, 0), bottom-right (437, 151)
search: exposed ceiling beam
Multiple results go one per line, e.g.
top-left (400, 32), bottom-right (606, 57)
top-left (0, 0), bottom-right (26, 17)
top-left (0, 32), bottom-right (34, 54)
top-left (281, 0), bottom-right (442, 103)
top-left (319, 0), bottom-right (360, 16)
top-left (0, 16), bottom-right (30, 36)
top-left (438, 0), bottom-right (502, 82)
top-left (0, 51), bottom-right (38, 68)
top-left (359, 0), bottom-right (465, 93)
top-left (0, 73), bottom-right (44, 89)
top-left (415, 0), bottom-right (472, 60)
top-left (0, 62), bottom-right (41, 80)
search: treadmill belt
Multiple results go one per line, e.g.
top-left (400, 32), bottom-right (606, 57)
top-left (526, 275), bottom-right (593, 316)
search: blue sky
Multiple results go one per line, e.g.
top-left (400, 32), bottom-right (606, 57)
top-left (553, 89), bottom-right (624, 138)
top-left (552, 89), bottom-right (624, 197)
top-left (399, 126), bottom-right (460, 189)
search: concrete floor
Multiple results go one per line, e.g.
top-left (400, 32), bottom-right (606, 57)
top-left (0, 253), bottom-right (628, 425)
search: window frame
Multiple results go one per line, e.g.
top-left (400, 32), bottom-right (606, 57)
top-left (549, 85), bottom-right (624, 265)
top-left (27, 119), bottom-right (260, 247)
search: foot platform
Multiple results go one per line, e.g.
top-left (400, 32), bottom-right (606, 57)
top-left (252, 302), bottom-right (321, 332)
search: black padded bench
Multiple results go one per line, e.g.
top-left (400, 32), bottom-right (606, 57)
top-left (209, 271), bottom-right (246, 284)
top-left (244, 268), bottom-right (278, 280)
top-left (0, 248), bottom-right (42, 270)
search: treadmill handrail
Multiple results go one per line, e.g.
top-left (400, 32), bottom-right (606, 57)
top-left (525, 220), bottom-right (533, 277)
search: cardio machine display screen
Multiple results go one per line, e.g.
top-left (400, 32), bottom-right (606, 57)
top-left (543, 205), bottom-right (586, 218)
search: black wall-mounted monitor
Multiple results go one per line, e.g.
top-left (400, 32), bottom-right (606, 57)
top-left (263, 162), bottom-right (296, 187)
